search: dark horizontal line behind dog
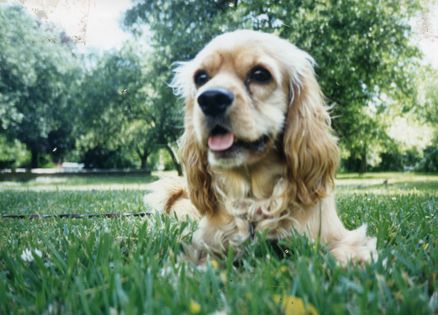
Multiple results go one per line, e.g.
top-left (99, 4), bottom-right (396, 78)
top-left (1, 212), bottom-right (151, 220)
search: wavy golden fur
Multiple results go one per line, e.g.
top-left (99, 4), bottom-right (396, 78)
top-left (145, 30), bottom-right (377, 264)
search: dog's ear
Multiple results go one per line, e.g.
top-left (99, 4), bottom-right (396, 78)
top-left (283, 55), bottom-right (339, 207)
top-left (172, 61), bottom-right (218, 215)
top-left (179, 98), bottom-right (218, 216)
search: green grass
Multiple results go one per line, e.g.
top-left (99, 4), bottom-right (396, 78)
top-left (0, 173), bottom-right (437, 314)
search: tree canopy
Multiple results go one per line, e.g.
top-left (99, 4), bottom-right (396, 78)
top-left (1, 1), bottom-right (436, 172)
top-left (0, 5), bottom-right (82, 167)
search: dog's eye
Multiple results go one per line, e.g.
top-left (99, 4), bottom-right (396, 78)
top-left (194, 70), bottom-right (209, 87)
top-left (249, 66), bottom-right (272, 83)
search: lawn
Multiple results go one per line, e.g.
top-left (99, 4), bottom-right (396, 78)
top-left (0, 173), bottom-right (437, 314)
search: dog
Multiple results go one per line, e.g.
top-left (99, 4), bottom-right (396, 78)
top-left (145, 30), bottom-right (377, 265)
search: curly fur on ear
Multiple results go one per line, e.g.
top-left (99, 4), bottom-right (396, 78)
top-left (283, 61), bottom-right (339, 207)
top-left (179, 100), bottom-right (218, 215)
top-left (172, 62), bottom-right (218, 216)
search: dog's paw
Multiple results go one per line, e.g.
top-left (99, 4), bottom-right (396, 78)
top-left (330, 225), bottom-right (378, 265)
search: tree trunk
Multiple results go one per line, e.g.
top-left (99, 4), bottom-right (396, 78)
top-left (360, 146), bottom-right (367, 174)
top-left (136, 148), bottom-right (150, 173)
top-left (31, 148), bottom-right (39, 169)
top-left (140, 155), bottom-right (148, 170)
top-left (165, 144), bottom-right (182, 176)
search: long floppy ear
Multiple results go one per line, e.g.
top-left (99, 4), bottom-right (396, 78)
top-left (179, 109), bottom-right (218, 216)
top-left (172, 61), bottom-right (219, 216)
top-left (283, 58), bottom-right (339, 207)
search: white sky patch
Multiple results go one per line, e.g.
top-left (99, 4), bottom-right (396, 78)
top-left (412, 2), bottom-right (438, 68)
top-left (388, 116), bottom-right (434, 150)
top-left (3, 0), bottom-right (132, 50)
top-left (84, 0), bottom-right (132, 50)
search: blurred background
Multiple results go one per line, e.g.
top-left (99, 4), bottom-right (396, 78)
top-left (0, 0), bottom-right (437, 175)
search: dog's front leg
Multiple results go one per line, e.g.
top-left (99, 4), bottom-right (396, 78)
top-left (299, 194), bottom-right (378, 265)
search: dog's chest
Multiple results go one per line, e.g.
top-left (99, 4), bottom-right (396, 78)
top-left (217, 159), bottom-right (286, 200)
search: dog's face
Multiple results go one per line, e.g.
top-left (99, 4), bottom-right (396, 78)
top-left (174, 30), bottom-right (311, 169)
top-left (175, 30), bottom-right (339, 215)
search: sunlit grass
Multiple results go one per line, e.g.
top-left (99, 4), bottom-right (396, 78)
top-left (0, 173), bottom-right (437, 314)
top-left (336, 173), bottom-right (438, 195)
top-left (0, 173), bottom-right (157, 191)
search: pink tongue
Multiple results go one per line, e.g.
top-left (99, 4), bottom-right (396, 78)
top-left (208, 133), bottom-right (235, 151)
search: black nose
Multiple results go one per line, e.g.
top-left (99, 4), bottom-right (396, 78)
top-left (197, 88), bottom-right (234, 117)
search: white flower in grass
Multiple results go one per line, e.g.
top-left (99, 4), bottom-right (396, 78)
top-left (21, 248), bottom-right (42, 262)
top-left (21, 249), bottom-right (33, 262)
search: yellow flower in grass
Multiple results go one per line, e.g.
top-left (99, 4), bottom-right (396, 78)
top-left (219, 272), bottom-right (227, 283)
top-left (280, 265), bottom-right (289, 273)
top-left (189, 300), bottom-right (201, 314)
top-left (210, 259), bottom-right (219, 270)
top-left (273, 295), bottom-right (318, 315)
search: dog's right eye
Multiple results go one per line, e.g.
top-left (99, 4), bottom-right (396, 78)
top-left (194, 70), bottom-right (209, 87)
top-left (248, 66), bottom-right (272, 83)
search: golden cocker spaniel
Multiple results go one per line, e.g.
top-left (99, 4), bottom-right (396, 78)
top-left (145, 30), bottom-right (377, 264)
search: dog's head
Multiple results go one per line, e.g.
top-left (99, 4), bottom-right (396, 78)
top-left (174, 30), bottom-right (339, 214)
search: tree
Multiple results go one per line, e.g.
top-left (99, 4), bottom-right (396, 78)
top-left (414, 66), bottom-right (438, 172)
top-left (0, 5), bottom-right (82, 168)
top-left (124, 0), bottom-right (422, 172)
top-left (416, 66), bottom-right (438, 126)
top-left (77, 43), bottom-right (168, 171)
top-left (0, 135), bottom-right (29, 169)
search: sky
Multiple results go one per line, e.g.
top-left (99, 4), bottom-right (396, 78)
top-left (3, 0), bottom-right (438, 66)
top-left (411, 2), bottom-right (438, 68)
top-left (74, 0), bottom-right (132, 50)
top-left (3, 0), bottom-right (132, 50)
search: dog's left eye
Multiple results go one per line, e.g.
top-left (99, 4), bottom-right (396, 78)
top-left (248, 66), bottom-right (272, 83)
top-left (194, 70), bottom-right (209, 87)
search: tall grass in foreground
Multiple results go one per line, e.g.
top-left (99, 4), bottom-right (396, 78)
top-left (0, 174), bottom-right (437, 314)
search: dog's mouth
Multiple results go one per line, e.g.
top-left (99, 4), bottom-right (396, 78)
top-left (208, 126), bottom-right (235, 151)
top-left (208, 125), bottom-right (269, 154)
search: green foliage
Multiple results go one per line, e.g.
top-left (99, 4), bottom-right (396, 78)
top-left (1, 173), bottom-right (437, 314)
top-left (370, 148), bottom-right (421, 172)
top-left (0, 135), bottom-right (29, 168)
top-left (416, 66), bottom-right (438, 125)
top-left (80, 146), bottom-right (136, 169)
top-left (0, 5), bottom-right (82, 167)
top-left (76, 44), bottom-right (150, 169)
top-left (417, 145), bottom-right (438, 172)
top-left (75, 41), bottom-right (183, 171)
